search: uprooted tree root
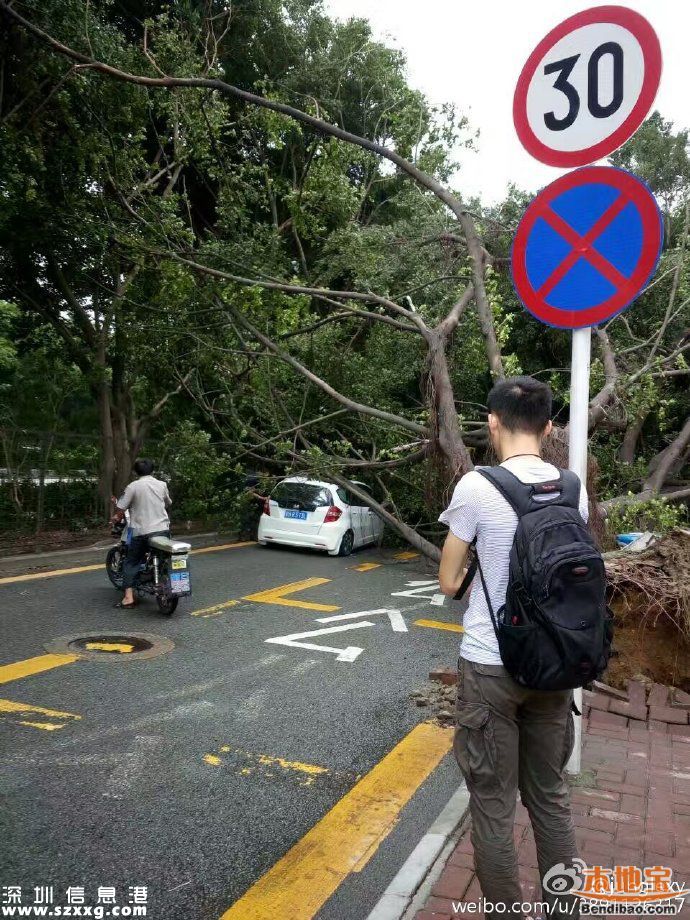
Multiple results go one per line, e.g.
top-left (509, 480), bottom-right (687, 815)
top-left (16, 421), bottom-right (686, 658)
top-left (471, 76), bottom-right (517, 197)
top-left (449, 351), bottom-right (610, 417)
top-left (605, 528), bottom-right (690, 641)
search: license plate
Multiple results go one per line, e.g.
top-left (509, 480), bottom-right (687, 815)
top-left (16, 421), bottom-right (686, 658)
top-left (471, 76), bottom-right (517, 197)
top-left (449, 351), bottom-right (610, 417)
top-left (170, 572), bottom-right (191, 595)
top-left (172, 558), bottom-right (187, 570)
top-left (284, 510), bottom-right (307, 520)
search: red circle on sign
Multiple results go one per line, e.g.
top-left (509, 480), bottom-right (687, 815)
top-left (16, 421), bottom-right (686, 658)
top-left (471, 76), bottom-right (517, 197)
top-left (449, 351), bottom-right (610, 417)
top-left (511, 166), bottom-right (662, 329)
top-left (513, 6), bottom-right (662, 168)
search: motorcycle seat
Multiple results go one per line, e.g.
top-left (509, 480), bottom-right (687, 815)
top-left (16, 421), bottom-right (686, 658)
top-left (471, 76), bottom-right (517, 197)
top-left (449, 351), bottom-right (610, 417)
top-left (148, 535), bottom-right (191, 555)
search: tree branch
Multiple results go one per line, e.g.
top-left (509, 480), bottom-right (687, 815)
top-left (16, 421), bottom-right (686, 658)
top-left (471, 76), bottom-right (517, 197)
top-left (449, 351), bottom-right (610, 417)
top-left (1, 2), bottom-right (498, 353)
top-left (601, 484), bottom-right (690, 511)
top-left (643, 414), bottom-right (690, 494)
top-left (141, 370), bottom-right (194, 427)
top-left (155, 250), bottom-right (424, 328)
top-left (437, 284), bottom-right (474, 336)
top-left (221, 299), bottom-right (428, 436)
top-left (588, 326), bottom-right (618, 430)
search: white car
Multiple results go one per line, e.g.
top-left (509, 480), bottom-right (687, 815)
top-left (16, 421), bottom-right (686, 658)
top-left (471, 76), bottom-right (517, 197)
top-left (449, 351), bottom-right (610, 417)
top-left (258, 477), bottom-right (384, 556)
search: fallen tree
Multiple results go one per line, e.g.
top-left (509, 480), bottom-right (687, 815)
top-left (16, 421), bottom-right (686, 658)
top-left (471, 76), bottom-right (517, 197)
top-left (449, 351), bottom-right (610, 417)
top-left (1, 2), bottom-right (687, 553)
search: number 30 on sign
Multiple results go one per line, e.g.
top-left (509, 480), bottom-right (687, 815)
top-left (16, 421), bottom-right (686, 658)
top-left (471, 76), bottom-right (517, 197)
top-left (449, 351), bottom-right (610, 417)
top-left (513, 6), bottom-right (662, 167)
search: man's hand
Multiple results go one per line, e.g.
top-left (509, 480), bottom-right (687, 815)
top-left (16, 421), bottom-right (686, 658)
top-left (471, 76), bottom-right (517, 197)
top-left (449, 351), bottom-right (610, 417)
top-left (439, 531), bottom-right (471, 596)
top-left (111, 507), bottom-right (125, 525)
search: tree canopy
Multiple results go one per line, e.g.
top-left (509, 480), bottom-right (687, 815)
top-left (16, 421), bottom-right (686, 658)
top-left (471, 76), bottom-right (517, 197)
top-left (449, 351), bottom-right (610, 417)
top-left (0, 0), bottom-right (688, 551)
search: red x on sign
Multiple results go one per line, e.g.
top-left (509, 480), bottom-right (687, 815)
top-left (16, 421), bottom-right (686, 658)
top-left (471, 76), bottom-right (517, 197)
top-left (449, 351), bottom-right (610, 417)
top-left (536, 195), bottom-right (629, 299)
top-left (511, 167), bottom-right (663, 329)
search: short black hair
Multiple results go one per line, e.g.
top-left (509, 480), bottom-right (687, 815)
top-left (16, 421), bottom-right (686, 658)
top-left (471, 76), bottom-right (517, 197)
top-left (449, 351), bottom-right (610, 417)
top-left (133, 458), bottom-right (155, 476)
top-left (486, 376), bottom-right (552, 435)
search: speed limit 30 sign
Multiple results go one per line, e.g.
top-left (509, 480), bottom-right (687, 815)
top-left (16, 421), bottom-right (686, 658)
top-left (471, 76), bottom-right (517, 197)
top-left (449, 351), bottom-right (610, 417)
top-left (513, 6), bottom-right (661, 167)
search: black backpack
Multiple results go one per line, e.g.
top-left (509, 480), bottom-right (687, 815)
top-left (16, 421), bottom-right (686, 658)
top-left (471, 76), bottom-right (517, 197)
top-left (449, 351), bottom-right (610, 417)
top-left (455, 466), bottom-right (613, 691)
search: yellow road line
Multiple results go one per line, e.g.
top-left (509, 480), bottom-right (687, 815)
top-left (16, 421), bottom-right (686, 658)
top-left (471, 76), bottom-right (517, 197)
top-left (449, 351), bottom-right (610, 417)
top-left (0, 541), bottom-right (256, 586)
top-left (0, 653), bottom-right (79, 686)
top-left (219, 721), bottom-right (452, 920)
top-left (204, 747), bottom-right (330, 786)
top-left (191, 599), bottom-right (241, 618)
top-left (414, 619), bottom-right (464, 633)
top-left (255, 753), bottom-right (328, 779)
top-left (394, 551), bottom-right (419, 560)
top-left (192, 541), bottom-right (256, 556)
top-left (352, 563), bottom-right (381, 572)
top-left (0, 564), bottom-right (104, 585)
top-left (0, 698), bottom-right (81, 731)
top-left (243, 577), bottom-right (340, 613)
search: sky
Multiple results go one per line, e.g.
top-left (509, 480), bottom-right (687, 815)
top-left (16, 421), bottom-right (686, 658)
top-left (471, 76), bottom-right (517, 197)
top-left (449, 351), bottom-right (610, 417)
top-left (321, 0), bottom-right (689, 204)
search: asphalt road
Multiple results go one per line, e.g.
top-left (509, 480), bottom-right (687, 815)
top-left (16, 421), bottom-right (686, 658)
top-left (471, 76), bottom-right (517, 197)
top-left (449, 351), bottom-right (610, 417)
top-left (0, 539), bottom-right (466, 920)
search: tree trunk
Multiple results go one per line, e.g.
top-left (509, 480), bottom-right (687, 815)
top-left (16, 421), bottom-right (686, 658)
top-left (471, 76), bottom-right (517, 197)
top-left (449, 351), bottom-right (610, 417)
top-left (426, 328), bottom-right (473, 478)
top-left (96, 366), bottom-right (116, 520)
top-left (644, 414), bottom-right (690, 493)
top-left (35, 433), bottom-right (54, 535)
top-left (619, 412), bottom-right (649, 464)
top-left (112, 409), bottom-right (132, 497)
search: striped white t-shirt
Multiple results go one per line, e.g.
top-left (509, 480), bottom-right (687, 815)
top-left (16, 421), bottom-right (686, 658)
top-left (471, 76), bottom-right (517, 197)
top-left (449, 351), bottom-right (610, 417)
top-left (438, 456), bottom-right (589, 665)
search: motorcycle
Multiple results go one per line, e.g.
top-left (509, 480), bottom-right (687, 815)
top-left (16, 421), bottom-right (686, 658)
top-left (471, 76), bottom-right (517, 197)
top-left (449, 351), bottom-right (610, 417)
top-left (106, 520), bottom-right (192, 615)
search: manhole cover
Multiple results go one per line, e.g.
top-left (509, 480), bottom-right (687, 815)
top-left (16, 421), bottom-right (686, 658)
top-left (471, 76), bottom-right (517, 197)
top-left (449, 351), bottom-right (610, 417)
top-left (45, 631), bottom-right (173, 661)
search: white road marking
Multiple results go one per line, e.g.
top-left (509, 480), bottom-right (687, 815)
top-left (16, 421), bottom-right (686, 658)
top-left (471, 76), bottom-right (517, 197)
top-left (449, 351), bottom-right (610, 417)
top-left (102, 735), bottom-right (163, 799)
top-left (235, 686), bottom-right (271, 720)
top-left (265, 622), bottom-right (374, 662)
top-left (148, 654), bottom-right (286, 702)
top-left (1, 753), bottom-right (121, 767)
top-left (236, 660), bottom-right (320, 720)
top-left (390, 580), bottom-right (440, 600)
top-left (50, 701), bottom-right (216, 749)
top-left (316, 608), bottom-right (408, 633)
top-left (0, 736), bottom-right (163, 799)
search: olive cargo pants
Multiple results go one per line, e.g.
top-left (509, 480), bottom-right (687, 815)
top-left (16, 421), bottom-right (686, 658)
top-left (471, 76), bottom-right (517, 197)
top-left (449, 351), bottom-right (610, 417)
top-left (454, 658), bottom-right (579, 920)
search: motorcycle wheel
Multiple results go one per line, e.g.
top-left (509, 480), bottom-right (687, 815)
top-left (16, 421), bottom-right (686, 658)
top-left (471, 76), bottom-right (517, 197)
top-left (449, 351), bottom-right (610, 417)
top-left (155, 559), bottom-right (179, 616)
top-left (106, 545), bottom-right (125, 589)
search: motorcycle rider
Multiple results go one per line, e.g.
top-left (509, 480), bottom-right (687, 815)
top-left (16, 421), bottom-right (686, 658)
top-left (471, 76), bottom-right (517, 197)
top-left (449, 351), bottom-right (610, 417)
top-left (111, 458), bottom-right (172, 609)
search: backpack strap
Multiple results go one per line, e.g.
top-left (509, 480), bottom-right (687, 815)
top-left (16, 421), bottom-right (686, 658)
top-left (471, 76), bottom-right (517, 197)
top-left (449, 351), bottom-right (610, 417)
top-left (454, 548), bottom-right (477, 601)
top-left (475, 466), bottom-right (539, 517)
top-left (452, 536), bottom-right (501, 639)
top-left (556, 469), bottom-right (582, 510)
top-left (476, 465), bottom-right (582, 515)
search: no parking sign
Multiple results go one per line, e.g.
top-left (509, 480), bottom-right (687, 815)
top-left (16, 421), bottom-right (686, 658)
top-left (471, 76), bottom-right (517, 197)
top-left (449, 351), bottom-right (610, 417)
top-left (511, 166), bottom-right (663, 329)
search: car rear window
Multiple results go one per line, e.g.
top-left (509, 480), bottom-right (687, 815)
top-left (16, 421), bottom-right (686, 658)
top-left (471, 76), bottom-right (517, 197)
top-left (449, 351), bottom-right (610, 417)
top-left (271, 482), bottom-right (333, 511)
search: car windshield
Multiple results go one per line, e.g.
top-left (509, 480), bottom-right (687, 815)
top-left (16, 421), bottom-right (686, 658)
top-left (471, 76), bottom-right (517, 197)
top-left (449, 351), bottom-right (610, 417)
top-left (272, 482), bottom-right (333, 511)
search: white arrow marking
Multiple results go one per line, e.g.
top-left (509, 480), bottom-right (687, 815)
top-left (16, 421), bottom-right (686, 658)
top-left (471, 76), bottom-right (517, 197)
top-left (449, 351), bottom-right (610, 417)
top-left (265, 622), bottom-right (374, 662)
top-left (316, 608), bottom-right (408, 633)
top-left (102, 735), bottom-right (162, 799)
top-left (391, 581), bottom-right (440, 599)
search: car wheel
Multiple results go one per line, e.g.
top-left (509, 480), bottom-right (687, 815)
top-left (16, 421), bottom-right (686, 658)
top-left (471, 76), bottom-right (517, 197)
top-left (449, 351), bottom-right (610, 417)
top-left (337, 530), bottom-right (355, 557)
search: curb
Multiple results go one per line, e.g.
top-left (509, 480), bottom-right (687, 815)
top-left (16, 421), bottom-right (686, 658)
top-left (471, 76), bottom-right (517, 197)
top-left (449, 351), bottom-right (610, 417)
top-left (365, 782), bottom-right (471, 920)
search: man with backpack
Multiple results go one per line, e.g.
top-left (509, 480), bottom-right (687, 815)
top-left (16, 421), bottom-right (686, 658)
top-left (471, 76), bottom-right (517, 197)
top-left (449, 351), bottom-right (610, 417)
top-left (439, 376), bottom-right (610, 920)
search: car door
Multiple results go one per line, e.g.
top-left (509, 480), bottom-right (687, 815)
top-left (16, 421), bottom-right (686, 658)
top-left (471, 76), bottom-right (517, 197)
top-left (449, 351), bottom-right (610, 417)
top-left (350, 482), bottom-right (377, 544)
top-left (337, 487), bottom-right (364, 547)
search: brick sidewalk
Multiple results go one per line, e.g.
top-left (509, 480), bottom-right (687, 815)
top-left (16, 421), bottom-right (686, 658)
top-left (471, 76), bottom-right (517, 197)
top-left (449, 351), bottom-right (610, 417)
top-left (415, 690), bottom-right (690, 920)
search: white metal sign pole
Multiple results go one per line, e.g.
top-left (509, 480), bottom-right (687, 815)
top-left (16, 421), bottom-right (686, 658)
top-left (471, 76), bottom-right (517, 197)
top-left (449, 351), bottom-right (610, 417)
top-left (566, 325), bottom-right (592, 775)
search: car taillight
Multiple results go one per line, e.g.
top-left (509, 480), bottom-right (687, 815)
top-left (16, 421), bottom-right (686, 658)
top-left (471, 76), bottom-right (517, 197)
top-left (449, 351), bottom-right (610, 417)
top-left (263, 498), bottom-right (271, 515)
top-left (324, 506), bottom-right (342, 523)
